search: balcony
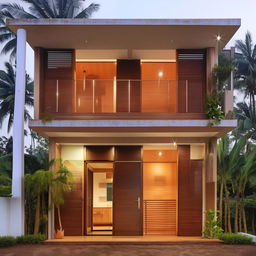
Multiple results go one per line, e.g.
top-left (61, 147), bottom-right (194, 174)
top-left (42, 79), bottom-right (206, 120)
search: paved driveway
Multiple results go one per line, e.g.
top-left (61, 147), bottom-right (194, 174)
top-left (0, 244), bottom-right (256, 256)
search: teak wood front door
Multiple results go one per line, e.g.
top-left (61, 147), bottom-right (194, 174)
top-left (113, 161), bottom-right (143, 235)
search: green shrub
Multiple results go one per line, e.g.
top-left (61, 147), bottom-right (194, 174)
top-left (0, 185), bottom-right (12, 197)
top-left (219, 233), bottom-right (253, 244)
top-left (0, 236), bottom-right (16, 247)
top-left (16, 234), bottom-right (46, 244)
top-left (206, 95), bottom-right (225, 126)
top-left (203, 209), bottom-right (223, 238)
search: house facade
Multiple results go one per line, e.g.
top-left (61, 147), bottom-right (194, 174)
top-left (6, 19), bottom-right (240, 238)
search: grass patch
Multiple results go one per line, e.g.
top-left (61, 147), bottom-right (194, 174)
top-left (219, 233), bottom-right (253, 244)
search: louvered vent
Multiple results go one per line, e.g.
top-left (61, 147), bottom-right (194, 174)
top-left (178, 53), bottom-right (204, 60)
top-left (47, 50), bottom-right (72, 69)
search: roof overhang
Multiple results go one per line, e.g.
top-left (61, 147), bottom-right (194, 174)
top-left (7, 18), bottom-right (241, 50)
top-left (30, 119), bottom-right (237, 142)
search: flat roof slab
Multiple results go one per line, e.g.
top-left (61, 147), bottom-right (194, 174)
top-left (7, 18), bottom-right (241, 50)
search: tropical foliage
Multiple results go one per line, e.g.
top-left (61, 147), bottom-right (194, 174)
top-left (0, 0), bottom-right (100, 59)
top-left (216, 32), bottom-right (256, 235)
top-left (0, 62), bottom-right (34, 133)
top-left (203, 209), bottom-right (223, 238)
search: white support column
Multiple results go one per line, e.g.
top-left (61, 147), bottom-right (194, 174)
top-left (10, 28), bottom-right (26, 236)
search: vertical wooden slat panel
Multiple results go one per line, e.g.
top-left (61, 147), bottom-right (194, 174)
top-left (113, 146), bottom-right (143, 235)
top-left (178, 145), bottom-right (202, 236)
top-left (55, 160), bottom-right (83, 236)
top-left (113, 161), bottom-right (143, 235)
top-left (116, 60), bottom-right (141, 112)
top-left (43, 49), bottom-right (75, 114)
top-left (177, 49), bottom-right (206, 113)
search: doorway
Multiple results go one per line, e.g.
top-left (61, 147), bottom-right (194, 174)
top-left (86, 162), bottom-right (113, 235)
top-left (85, 146), bottom-right (143, 236)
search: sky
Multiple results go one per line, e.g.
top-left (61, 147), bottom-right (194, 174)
top-left (0, 0), bottom-right (255, 138)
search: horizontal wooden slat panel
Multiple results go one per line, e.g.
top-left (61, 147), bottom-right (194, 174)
top-left (144, 200), bottom-right (176, 235)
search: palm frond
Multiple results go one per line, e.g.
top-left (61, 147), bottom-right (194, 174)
top-left (75, 3), bottom-right (100, 18)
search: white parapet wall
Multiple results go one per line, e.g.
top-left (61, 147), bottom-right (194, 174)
top-left (0, 198), bottom-right (11, 236)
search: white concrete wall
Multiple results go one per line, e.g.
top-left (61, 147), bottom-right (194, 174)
top-left (61, 145), bottom-right (84, 161)
top-left (0, 198), bottom-right (10, 236)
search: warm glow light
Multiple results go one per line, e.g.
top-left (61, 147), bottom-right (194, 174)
top-left (217, 35), bottom-right (221, 41)
top-left (158, 151), bottom-right (163, 156)
top-left (173, 142), bottom-right (177, 147)
top-left (158, 71), bottom-right (163, 77)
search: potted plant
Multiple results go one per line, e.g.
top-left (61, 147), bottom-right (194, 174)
top-left (51, 159), bottom-right (73, 239)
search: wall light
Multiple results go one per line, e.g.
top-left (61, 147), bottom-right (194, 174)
top-left (158, 71), bottom-right (163, 77)
top-left (217, 35), bottom-right (221, 41)
top-left (158, 151), bottom-right (163, 156)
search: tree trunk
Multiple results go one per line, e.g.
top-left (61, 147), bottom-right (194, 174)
top-left (227, 198), bottom-right (232, 233)
top-left (252, 210), bottom-right (255, 235)
top-left (242, 204), bottom-right (247, 233)
top-left (219, 181), bottom-right (224, 228)
top-left (57, 206), bottom-right (62, 230)
top-left (41, 193), bottom-right (47, 235)
top-left (224, 184), bottom-right (232, 232)
top-left (224, 192), bottom-right (228, 232)
top-left (239, 206), bottom-right (242, 232)
top-left (34, 193), bottom-right (41, 234)
top-left (234, 192), bottom-right (239, 233)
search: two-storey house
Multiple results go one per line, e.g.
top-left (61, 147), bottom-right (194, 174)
top-left (6, 19), bottom-right (240, 239)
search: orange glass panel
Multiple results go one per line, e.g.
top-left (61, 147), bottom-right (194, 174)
top-left (141, 62), bottom-right (177, 113)
top-left (75, 62), bottom-right (116, 113)
top-left (143, 163), bottom-right (177, 200)
top-left (143, 150), bottom-right (177, 162)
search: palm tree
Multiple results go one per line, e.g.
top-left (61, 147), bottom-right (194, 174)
top-left (0, 0), bottom-right (100, 58)
top-left (217, 135), bottom-right (247, 232)
top-left (235, 32), bottom-right (256, 112)
top-left (51, 159), bottom-right (73, 236)
top-left (234, 102), bottom-right (256, 140)
top-left (231, 146), bottom-right (256, 233)
top-left (32, 169), bottom-right (52, 234)
top-left (0, 15), bottom-right (16, 60)
top-left (0, 62), bottom-right (34, 133)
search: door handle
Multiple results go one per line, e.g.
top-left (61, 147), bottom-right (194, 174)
top-left (137, 197), bottom-right (141, 209)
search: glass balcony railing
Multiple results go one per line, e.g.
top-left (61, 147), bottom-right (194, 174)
top-left (43, 79), bottom-right (205, 115)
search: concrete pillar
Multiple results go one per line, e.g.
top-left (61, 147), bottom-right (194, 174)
top-left (10, 28), bottom-right (26, 236)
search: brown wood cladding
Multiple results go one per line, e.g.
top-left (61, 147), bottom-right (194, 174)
top-left (116, 60), bottom-right (141, 112)
top-left (42, 49), bottom-right (75, 115)
top-left (86, 146), bottom-right (114, 161)
top-left (113, 161), bottom-right (143, 235)
top-left (144, 200), bottom-right (176, 235)
top-left (93, 207), bottom-right (112, 225)
top-left (205, 182), bottom-right (216, 211)
top-left (114, 146), bottom-right (142, 161)
top-left (178, 145), bottom-right (202, 236)
top-left (177, 49), bottom-right (206, 113)
top-left (55, 160), bottom-right (83, 236)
